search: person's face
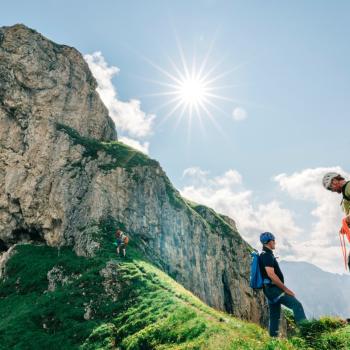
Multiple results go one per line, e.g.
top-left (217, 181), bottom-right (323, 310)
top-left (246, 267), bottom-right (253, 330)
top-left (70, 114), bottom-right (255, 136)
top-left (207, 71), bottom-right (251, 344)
top-left (330, 179), bottom-right (344, 193)
top-left (266, 240), bottom-right (276, 250)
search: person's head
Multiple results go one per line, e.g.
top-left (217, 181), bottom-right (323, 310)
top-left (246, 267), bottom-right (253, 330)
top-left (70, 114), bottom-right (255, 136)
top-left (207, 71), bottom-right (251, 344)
top-left (260, 232), bottom-right (276, 250)
top-left (116, 229), bottom-right (121, 237)
top-left (322, 172), bottom-right (346, 193)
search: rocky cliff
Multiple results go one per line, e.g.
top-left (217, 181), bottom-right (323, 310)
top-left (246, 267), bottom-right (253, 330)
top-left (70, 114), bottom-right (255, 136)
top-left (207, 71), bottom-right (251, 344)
top-left (0, 24), bottom-right (267, 325)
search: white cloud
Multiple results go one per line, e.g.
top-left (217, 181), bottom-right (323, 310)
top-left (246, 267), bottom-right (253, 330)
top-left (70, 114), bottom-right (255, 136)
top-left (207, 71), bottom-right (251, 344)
top-left (84, 51), bottom-right (155, 139)
top-left (274, 167), bottom-right (348, 241)
top-left (215, 169), bottom-right (242, 187)
top-left (181, 166), bottom-right (349, 273)
top-left (181, 167), bottom-right (302, 246)
top-left (119, 136), bottom-right (149, 154)
top-left (232, 107), bottom-right (247, 121)
top-left (273, 167), bottom-right (350, 273)
top-left (182, 167), bottom-right (209, 179)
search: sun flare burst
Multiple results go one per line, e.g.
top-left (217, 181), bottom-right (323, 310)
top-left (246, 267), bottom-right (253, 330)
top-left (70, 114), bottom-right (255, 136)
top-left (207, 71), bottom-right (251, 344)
top-left (177, 77), bottom-right (208, 106)
top-left (142, 38), bottom-right (241, 134)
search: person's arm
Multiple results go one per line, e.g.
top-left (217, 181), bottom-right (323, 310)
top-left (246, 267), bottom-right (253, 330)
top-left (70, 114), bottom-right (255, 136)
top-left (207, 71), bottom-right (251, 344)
top-left (265, 267), bottom-right (295, 297)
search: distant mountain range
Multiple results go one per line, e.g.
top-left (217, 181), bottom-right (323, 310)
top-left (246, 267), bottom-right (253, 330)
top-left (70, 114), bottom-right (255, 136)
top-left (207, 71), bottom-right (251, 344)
top-left (280, 260), bottom-right (350, 319)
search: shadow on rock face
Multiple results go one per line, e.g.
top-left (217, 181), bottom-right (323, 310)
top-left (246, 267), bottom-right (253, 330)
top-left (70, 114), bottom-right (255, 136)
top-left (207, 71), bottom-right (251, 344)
top-left (10, 227), bottom-right (45, 245)
top-left (0, 239), bottom-right (8, 252)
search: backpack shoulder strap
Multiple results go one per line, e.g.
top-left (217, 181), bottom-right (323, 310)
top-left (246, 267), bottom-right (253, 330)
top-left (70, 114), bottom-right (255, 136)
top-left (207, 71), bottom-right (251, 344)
top-left (258, 251), bottom-right (273, 285)
top-left (342, 182), bottom-right (350, 201)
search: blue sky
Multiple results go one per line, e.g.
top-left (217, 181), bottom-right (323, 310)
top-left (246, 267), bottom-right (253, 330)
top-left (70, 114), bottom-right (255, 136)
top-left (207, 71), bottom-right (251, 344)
top-left (2, 1), bottom-right (350, 272)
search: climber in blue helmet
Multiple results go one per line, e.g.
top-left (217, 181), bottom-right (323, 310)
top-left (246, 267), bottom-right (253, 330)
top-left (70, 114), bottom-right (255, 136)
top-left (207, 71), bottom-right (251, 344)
top-left (258, 232), bottom-right (307, 337)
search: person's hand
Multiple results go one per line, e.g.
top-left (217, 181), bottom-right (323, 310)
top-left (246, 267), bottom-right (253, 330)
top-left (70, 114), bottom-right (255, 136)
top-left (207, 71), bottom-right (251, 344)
top-left (284, 288), bottom-right (295, 297)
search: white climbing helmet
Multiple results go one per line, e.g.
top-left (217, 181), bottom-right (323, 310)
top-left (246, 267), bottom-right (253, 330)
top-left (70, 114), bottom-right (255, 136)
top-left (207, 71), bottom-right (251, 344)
top-left (322, 172), bottom-right (340, 190)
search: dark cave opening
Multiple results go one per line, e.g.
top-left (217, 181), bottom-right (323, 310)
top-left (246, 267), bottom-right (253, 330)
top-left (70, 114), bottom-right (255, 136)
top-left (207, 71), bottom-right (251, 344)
top-left (11, 226), bottom-right (45, 244)
top-left (0, 239), bottom-right (8, 253)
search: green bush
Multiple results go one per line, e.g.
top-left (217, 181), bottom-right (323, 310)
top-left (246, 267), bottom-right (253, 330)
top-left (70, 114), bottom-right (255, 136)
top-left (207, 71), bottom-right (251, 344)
top-left (297, 317), bottom-right (348, 349)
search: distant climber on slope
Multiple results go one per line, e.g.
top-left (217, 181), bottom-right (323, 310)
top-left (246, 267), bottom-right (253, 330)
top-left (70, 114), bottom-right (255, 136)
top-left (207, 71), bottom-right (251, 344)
top-left (114, 229), bottom-right (129, 257)
top-left (259, 232), bottom-right (307, 337)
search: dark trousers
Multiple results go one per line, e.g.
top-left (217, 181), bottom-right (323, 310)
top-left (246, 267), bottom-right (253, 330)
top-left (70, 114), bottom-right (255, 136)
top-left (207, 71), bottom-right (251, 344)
top-left (264, 285), bottom-right (307, 337)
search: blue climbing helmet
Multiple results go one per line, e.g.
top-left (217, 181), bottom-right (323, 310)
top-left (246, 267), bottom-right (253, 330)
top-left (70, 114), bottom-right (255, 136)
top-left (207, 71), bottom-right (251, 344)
top-left (260, 232), bottom-right (275, 244)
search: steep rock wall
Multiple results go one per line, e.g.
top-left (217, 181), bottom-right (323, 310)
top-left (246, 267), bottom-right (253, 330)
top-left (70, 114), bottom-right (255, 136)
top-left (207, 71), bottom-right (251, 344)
top-left (0, 24), bottom-right (268, 325)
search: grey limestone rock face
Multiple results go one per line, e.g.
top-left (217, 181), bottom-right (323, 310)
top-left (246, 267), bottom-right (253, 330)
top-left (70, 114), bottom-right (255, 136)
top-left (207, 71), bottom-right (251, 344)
top-left (0, 24), bottom-right (116, 246)
top-left (0, 244), bottom-right (17, 278)
top-left (100, 260), bottom-right (122, 302)
top-left (0, 24), bottom-right (268, 326)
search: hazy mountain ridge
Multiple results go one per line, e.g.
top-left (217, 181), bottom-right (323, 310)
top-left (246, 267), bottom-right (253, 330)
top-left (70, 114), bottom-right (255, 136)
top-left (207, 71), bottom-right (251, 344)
top-left (280, 260), bottom-right (350, 318)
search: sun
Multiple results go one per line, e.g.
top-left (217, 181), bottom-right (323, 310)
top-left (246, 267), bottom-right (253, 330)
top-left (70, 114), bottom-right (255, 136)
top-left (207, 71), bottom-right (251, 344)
top-left (177, 77), bottom-right (208, 106)
top-left (142, 37), bottom-right (240, 133)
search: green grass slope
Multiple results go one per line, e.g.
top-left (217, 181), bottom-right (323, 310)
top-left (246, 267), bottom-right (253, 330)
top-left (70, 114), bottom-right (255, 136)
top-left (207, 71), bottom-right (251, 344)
top-left (0, 219), bottom-right (285, 350)
top-left (1, 220), bottom-right (349, 350)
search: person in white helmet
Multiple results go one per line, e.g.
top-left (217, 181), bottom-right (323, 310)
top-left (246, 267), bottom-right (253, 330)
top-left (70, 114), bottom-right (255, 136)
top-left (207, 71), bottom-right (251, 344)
top-left (322, 172), bottom-right (350, 226)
